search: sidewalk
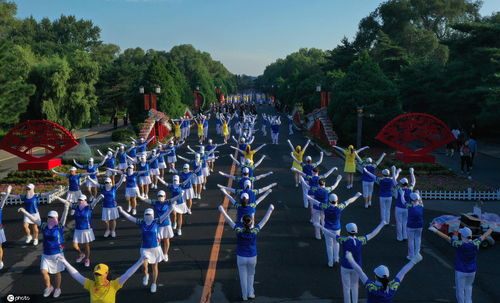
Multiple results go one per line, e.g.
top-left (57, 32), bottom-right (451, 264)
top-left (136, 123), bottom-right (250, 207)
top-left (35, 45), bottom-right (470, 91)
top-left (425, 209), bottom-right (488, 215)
top-left (477, 140), bottom-right (500, 159)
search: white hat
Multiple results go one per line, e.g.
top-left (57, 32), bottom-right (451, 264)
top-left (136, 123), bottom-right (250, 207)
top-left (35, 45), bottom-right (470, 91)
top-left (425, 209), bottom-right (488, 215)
top-left (400, 178), bottom-right (409, 185)
top-left (329, 193), bottom-right (338, 202)
top-left (173, 175), bottom-right (180, 181)
top-left (365, 157), bottom-right (373, 164)
top-left (305, 156), bottom-right (312, 161)
top-left (107, 151), bottom-right (113, 156)
top-left (104, 177), bottom-right (112, 183)
top-left (88, 157), bottom-right (94, 162)
top-left (382, 169), bottom-right (390, 176)
top-left (140, 137), bottom-right (145, 141)
top-left (26, 184), bottom-right (35, 190)
top-left (78, 194), bottom-right (87, 200)
top-left (120, 145), bottom-right (125, 149)
top-left (346, 223), bottom-right (358, 233)
top-left (157, 190), bottom-right (166, 196)
top-left (410, 193), bottom-right (420, 201)
top-left (242, 167), bottom-right (250, 174)
top-left (183, 163), bottom-right (190, 169)
top-left (208, 139), bottom-right (213, 143)
top-left (240, 193), bottom-right (250, 200)
top-left (131, 141), bottom-right (136, 145)
top-left (195, 153), bottom-right (201, 159)
top-left (47, 210), bottom-right (59, 218)
top-left (374, 265), bottom-right (390, 278)
top-left (128, 164), bottom-right (134, 169)
top-left (244, 180), bottom-right (252, 188)
top-left (70, 167), bottom-right (77, 171)
top-left (144, 208), bottom-right (154, 216)
top-left (459, 227), bottom-right (472, 238)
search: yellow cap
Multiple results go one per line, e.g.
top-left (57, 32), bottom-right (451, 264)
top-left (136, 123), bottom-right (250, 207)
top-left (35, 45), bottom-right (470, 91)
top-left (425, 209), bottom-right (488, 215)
top-left (94, 263), bottom-right (109, 275)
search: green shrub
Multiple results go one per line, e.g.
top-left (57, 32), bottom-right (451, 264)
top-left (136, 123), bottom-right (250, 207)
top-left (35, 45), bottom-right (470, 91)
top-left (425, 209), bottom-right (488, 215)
top-left (112, 128), bottom-right (136, 142)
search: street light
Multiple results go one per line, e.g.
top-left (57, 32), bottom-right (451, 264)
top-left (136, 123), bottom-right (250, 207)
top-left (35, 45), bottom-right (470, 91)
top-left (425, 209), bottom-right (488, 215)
top-left (155, 86), bottom-right (161, 94)
top-left (356, 106), bottom-right (364, 148)
top-left (139, 86), bottom-right (145, 94)
top-left (316, 84), bottom-right (322, 92)
top-left (196, 85), bottom-right (200, 91)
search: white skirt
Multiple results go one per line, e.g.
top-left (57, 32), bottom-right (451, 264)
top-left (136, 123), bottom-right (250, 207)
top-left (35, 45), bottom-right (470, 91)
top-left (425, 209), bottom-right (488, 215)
top-left (24, 212), bottom-right (40, 224)
top-left (102, 207), bottom-right (119, 221)
top-left (158, 162), bottom-right (167, 169)
top-left (0, 229), bottom-right (6, 243)
top-left (118, 163), bottom-right (128, 170)
top-left (139, 176), bottom-right (152, 185)
top-left (183, 188), bottom-right (195, 200)
top-left (173, 203), bottom-right (188, 214)
top-left (202, 167), bottom-right (210, 177)
top-left (73, 229), bottom-right (95, 243)
top-left (150, 168), bottom-right (160, 176)
top-left (192, 175), bottom-right (203, 185)
top-left (141, 246), bottom-right (163, 264)
top-left (85, 179), bottom-right (98, 188)
top-left (158, 225), bottom-right (174, 239)
top-left (208, 155), bottom-right (216, 162)
top-left (125, 187), bottom-right (140, 198)
top-left (40, 253), bottom-right (65, 274)
top-left (105, 170), bottom-right (116, 176)
top-left (66, 190), bottom-right (82, 203)
top-left (167, 156), bottom-right (177, 163)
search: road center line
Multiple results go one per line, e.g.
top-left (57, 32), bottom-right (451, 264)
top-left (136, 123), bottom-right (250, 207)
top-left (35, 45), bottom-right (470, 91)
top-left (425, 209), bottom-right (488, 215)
top-left (199, 150), bottom-right (238, 303)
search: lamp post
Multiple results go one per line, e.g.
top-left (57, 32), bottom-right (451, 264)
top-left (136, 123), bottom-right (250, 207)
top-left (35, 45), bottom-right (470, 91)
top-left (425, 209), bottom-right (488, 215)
top-left (356, 106), bottom-right (364, 148)
top-left (140, 85), bottom-right (161, 111)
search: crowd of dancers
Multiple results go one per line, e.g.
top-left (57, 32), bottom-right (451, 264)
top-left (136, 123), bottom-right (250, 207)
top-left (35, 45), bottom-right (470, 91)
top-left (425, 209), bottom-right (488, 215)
top-left (0, 94), bottom-right (494, 303)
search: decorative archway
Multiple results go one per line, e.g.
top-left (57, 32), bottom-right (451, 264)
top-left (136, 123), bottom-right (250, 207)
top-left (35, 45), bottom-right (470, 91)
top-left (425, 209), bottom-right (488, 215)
top-left (375, 113), bottom-right (455, 163)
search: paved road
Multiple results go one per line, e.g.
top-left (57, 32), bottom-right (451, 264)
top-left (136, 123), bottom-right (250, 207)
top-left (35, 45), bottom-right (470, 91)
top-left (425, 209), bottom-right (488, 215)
top-left (1, 107), bottom-right (499, 302)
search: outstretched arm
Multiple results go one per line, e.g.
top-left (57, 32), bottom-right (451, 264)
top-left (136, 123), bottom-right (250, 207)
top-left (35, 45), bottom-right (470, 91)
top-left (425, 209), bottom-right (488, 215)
top-left (257, 205), bottom-right (275, 229)
top-left (375, 153), bottom-right (386, 166)
top-left (229, 154), bottom-right (241, 166)
top-left (395, 255), bottom-right (422, 281)
top-left (73, 159), bottom-right (84, 168)
top-left (332, 146), bottom-right (345, 153)
top-left (230, 146), bottom-right (245, 153)
top-left (59, 203), bottom-right (70, 226)
top-left (177, 155), bottom-right (190, 162)
top-left (58, 256), bottom-right (86, 285)
top-left (254, 155), bottom-right (266, 167)
top-left (315, 152), bottom-right (324, 166)
top-left (256, 182), bottom-right (277, 194)
top-left (409, 167), bottom-right (416, 187)
top-left (187, 145), bottom-right (197, 154)
top-left (330, 175), bottom-right (343, 191)
top-left (254, 143), bottom-right (266, 153)
top-left (119, 256), bottom-right (147, 286)
top-left (51, 169), bottom-right (67, 177)
top-left (255, 171), bottom-right (273, 181)
top-left (356, 146), bottom-right (369, 154)
top-left (218, 171), bottom-right (236, 180)
top-left (18, 208), bottom-right (41, 225)
top-left (291, 167), bottom-right (306, 177)
top-left (428, 226), bottom-right (451, 243)
top-left (218, 184), bottom-right (235, 193)
top-left (0, 185), bottom-right (12, 209)
top-left (218, 205), bottom-right (236, 229)
top-left (117, 206), bottom-right (138, 223)
top-left (287, 139), bottom-right (295, 151)
top-left (345, 252), bottom-right (369, 284)
top-left (303, 139), bottom-right (311, 152)
top-left (156, 176), bottom-right (169, 187)
top-left (366, 221), bottom-right (386, 241)
top-left (255, 189), bottom-right (272, 206)
top-left (320, 166), bottom-right (338, 179)
top-left (221, 189), bottom-right (237, 205)
top-left (344, 192), bottom-right (362, 206)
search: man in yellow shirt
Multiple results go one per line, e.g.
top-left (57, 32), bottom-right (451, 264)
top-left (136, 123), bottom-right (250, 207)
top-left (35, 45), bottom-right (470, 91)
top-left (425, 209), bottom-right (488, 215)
top-left (58, 255), bottom-right (145, 302)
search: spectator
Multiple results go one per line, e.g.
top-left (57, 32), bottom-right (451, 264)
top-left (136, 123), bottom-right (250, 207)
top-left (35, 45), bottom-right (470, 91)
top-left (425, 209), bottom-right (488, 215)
top-left (447, 128), bottom-right (460, 157)
top-left (460, 141), bottom-right (472, 177)
top-left (468, 136), bottom-right (477, 168)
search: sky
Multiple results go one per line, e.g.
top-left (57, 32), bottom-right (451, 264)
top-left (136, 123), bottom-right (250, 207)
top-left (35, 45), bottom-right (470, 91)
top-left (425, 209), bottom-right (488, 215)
top-left (11, 0), bottom-right (500, 76)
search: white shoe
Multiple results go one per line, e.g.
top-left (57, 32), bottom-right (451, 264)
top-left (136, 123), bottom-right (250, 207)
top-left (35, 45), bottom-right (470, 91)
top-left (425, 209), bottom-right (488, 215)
top-left (70, 209), bottom-right (75, 215)
top-left (132, 209), bottom-right (137, 215)
top-left (25, 235), bottom-right (32, 244)
top-left (76, 254), bottom-right (85, 263)
top-left (164, 254), bottom-right (169, 262)
top-left (84, 259), bottom-right (90, 267)
top-left (111, 231), bottom-right (116, 238)
top-left (0, 261), bottom-right (4, 269)
top-left (203, 185), bottom-right (206, 190)
top-left (143, 274), bottom-right (149, 286)
top-left (33, 238), bottom-right (39, 246)
top-left (151, 283), bottom-right (157, 293)
top-left (295, 183), bottom-right (299, 188)
top-left (177, 229), bottom-right (182, 236)
top-left (315, 234), bottom-right (321, 240)
top-left (53, 288), bottom-right (61, 298)
top-left (104, 230), bottom-right (110, 238)
top-left (187, 209), bottom-right (192, 215)
top-left (127, 205), bottom-right (132, 212)
top-left (173, 222), bottom-right (177, 229)
top-left (43, 286), bottom-right (54, 297)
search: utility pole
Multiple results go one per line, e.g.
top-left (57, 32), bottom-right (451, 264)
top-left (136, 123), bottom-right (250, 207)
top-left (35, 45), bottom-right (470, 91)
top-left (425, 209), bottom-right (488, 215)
top-left (356, 105), bottom-right (364, 148)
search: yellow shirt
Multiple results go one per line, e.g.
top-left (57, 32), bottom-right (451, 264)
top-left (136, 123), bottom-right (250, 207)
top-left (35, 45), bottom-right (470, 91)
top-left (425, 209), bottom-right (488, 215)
top-left (243, 150), bottom-right (257, 163)
top-left (343, 150), bottom-right (357, 173)
top-left (84, 278), bottom-right (122, 303)
top-left (222, 122), bottom-right (229, 135)
top-left (197, 123), bottom-right (204, 136)
top-left (174, 124), bottom-right (181, 137)
top-left (292, 150), bottom-right (304, 170)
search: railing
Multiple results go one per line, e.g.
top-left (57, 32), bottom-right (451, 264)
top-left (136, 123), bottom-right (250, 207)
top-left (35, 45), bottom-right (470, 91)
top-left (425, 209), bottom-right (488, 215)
top-left (4, 186), bottom-right (68, 206)
top-left (420, 189), bottom-right (500, 201)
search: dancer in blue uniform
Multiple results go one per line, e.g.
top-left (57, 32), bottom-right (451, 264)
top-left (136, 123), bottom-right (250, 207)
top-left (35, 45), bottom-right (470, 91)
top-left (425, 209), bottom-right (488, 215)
top-left (90, 175), bottom-right (126, 237)
top-left (157, 175), bottom-right (191, 235)
top-left (0, 186), bottom-right (12, 269)
top-left (393, 167), bottom-right (416, 241)
top-left (218, 204), bottom-right (275, 301)
top-left (363, 166), bottom-right (401, 225)
top-left (97, 149), bottom-right (119, 185)
top-left (117, 145), bottom-right (129, 171)
top-left (52, 167), bottom-right (92, 212)
top-left (399, 191), bottom-right (423, 259)
top-left (221, 189), bottom-right (272, 223)
top-left (118, 204), bottom-right (178, 293)
top-left (18, 205), bottom-right (69, 298)
top-left (73, 157), bottom-right (107, 198)
top-left (357, 153), bottom-right (386, 208)
top-left (108, 165), bottom-right (140, 214)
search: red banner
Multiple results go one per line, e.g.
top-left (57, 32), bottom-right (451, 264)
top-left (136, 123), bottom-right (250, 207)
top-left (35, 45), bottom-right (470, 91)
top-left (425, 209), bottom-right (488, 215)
top-left (144, 94), bottom-right (150, 110)
top-left (151, 94), bottom-right (157, 110)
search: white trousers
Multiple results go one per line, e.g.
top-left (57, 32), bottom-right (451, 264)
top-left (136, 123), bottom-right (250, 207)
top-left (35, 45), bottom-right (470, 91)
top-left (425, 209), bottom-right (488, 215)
top-left (395, 207), bottom-right (408, 241)
top-left (237, 256), bottom-right (257, 300)
top-left (379, 197), bottom-right (392, 223)
top-left (341, 266), bottom-right (359, 303)
top-left (324, 229), bottom-right (340, 265)
top-left (301, 186), bottom-right (309, 208)
top-left (407, 227), bottom-right (422, 258)
top-left (271, 132), bottom-right (279, 144)
top-left (311, 209), bottom-right (325, 239)
top-left (455, 271), bottom-right (475, 303)
top-left (216, 124), bottom-right (221, 135)
top-left (261, 125), bottom-right (267, 136)
top-left (362, 181), bottom-right (374, 199)
top-left (288, 124), bottom-right (293, 135)
top-left (203, 128), bottom-right (208, 138)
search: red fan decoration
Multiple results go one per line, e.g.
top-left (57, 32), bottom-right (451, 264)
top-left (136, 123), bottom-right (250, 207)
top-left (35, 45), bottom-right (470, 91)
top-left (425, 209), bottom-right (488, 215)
top-left (375, 113), bottom-right (455, 163)
top-left (0, 120), bottom-right (78, 170)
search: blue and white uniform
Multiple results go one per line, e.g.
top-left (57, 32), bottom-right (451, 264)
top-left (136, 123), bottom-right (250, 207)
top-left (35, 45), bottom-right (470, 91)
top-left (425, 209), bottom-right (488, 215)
top-left (157, 150), bottom-right (167, 169)
top-left (452, 238), bottom-right (482, 303)
top-left (377, 177), bottom-right (396, 223)
top-left (72, 204), bottom-right (95, 243)
top-left (320, 202), bottom-right (348, 265)
top-left (138, 162), bottom-right (152, 185)
top-left (125, 173), bottom-right (140, 198)
top-left (180, 171), bottom-right (195, 200)
top-left (104, 157), bottom-right (116, 176)
top-left (406, 201), bottom-right (423, 259)
top-left (149, 156), bottom-right (160, 176)
top-left (40, 223), bottom-right (65, 274)
top-left (234, 223), bottom-right (261, 301)
top-left (117, 151), bottom-right (128, 170)
top-left (170, 186), bottom-right (187, 214)
top-left (206, 145), bottom-right (217, 162)
top-left (0, 209), bottom-right (6, 243)
top-left (65, 174), bottom-right (82, 203)
top-left (137, 218), bottom-right (163, 264)
top-left (153, 201), bottom-right (174, 239)
top-left (166, 145), bottom-right (177, 163)
top-left (361, 164), bottom-right (376, 200)
top-left (364, 278), bottom-right (401, 303)
top-left (338, 235), bottom-right (368, 303)
top-left (394, 187), bottom-right (412, 241)
top-left (85, 165), bottom-right (99, 188)
top-left (100, 185), bottom-right (119, 221)
top-left (21, 194), bottom-right (41, 224)
top-left (192, 161), bottom-right (204, 185)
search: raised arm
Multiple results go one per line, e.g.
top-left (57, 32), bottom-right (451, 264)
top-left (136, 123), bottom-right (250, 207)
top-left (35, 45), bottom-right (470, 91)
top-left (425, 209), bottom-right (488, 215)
top-left (118, 256), bottom-right (146, 286)
top-left (156, 176), bottom-right (169, 187)
top-left (218, 184), bottom-right (235, 193)
top-left (247, 136), bottom-right (255, 145)
top-left (255, 189), bottom-right (272, 206)
top-left (375, 153), bottom-right (386, 166)
top-left (345, 252), bottom-right (369, 284)
top-left (177, 155), bottom-right (190, 163)
top-left (356, 146), bottom-right (369, 154)
top-left (221, 189), bottom-right (237, 205)
top-left (229, 154), bottom-right (241, 166)
top-left (218, 171), bottom-right (236, 180)
top-left (256, 182), bottom-right (277, 194)
top-left (97, 149), bottom-right (105, 158)
top-left (320, 166), bottom-right (338, 179)
top-left (97, 156), bottom-right (107, 167)
top-left (18, 208), bottom-right (41, 225)
top-left (117, 206), bottom-right (138, 223)
top-left (291, 167), bottom-right (306, 177)
top-left (303, 139), bottom-right (311, 152)
top-left (218, 205), bottom-right (236, 228)
top-left (54, 196), bottom-right (71, 208)
top-left (58, 256), bottom-right (85, 285)
top-left (59, 203), bottom-right (70, 226)
top-left (115, 174), bottom-right (126, 189)
top-left (254, 155), bottom-right (266, 167)
top-left (409, 167), bottom-right (416, 187)
top-left (186, 145), bottom-right (197, 154)
top-left (332, 146), bottom-right (345, 153)
top-left (344, 192), bottom-right (362, 206)
top-left (73, 159), bottom-right (84, 168)
top-left (330, 175), bottom-right (343, 191)
top-left (395, 255), bottom-right (422, 281)
top-left (391, 166), bottom-right (398, 183)
top-left (315, 152), bottom-right (324, 166)
top-left (145, 136), bottom-right (155, 145)
top-left (428, 226), bottom-right (451, 243)
top-left (86, 176), bottom-right (99, 186)
top-left (255, 171), bottom-right (273, 181)
top-left (287, 139), bottom-right (295, 151)
top-left (0, 185), bottom-right (12, 209)
top-left (257, 204), bottom-right (275, 229)
top-left (300, 176), bottom-right (310, 190)
top-left (51, 169), bottom-right (67, 177)
top-left (91, 195), bottom-right (102, 209)
top-left (230, 146), bottom-right (245, 153)
top-left (480, 228), bottom-right (494, 242)
top-left (363, 167), bottom-right (376, 179)
top-left (254, 143), bottom-right (266, 153)
top-left (366, 221), bottom-right (386, 241)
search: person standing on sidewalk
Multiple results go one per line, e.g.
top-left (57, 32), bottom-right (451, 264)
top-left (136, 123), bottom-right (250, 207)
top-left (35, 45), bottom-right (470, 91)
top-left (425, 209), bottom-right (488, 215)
top-left (467, 136), bottom-right (477, 168)
top-left (460, 141), bottom-right (473, 178)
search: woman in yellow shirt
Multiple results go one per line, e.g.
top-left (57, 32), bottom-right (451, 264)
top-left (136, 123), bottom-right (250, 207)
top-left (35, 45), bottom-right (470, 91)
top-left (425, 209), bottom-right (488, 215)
top-left (333, 145), bottom-right (369, 189)
top-left (58, 255), bottom-right (144, 303)
top-left (287, 139), bottom-right (311, 187)
top-left (196, 120), bottom-right (204, 143)
top-left (221, 117), bottom-right (230, 143)
top-left (172, 120), bottom-right (181, 142)
top-left (231, 143), bottom-right (267, 165)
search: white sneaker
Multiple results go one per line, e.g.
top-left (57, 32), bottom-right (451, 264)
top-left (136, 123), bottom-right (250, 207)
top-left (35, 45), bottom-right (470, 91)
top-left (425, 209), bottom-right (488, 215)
top-left (295, 183), bottom-right (299, 188)
top-left (76, 254), bottom-right (85, 263)
top-left (53, 288), bottom-right (61, 298)
top-left (111, 231), bottom-right (116, 238)
top-left (164, 254), bottom-right (169, 262)
top-left (84, 259), bottom-right (90, 267)
top-left (132, 209), bottom-right (137, 215)
top-left (70, 209), bottom-right (75, 215)
top-left (25, 235), bottom-right (32, 244)
top-left (0, 261), bottom-right (4, 269)
top-left (127, 205), bottom-right (132, 212)
top-left (198, 194), bottom-right (201, 199)
top-left (150, 283), bottom-right (157, 293)
top-left (177, 229), bottom-right (182, 236)
top-left (143, 274), bottom-right (149, 286)
top-left (173, 222), bottom-right (177, 229)
top-left (33, 239), bottom-right (39, 246)
top-left (104, 230), bottom-right (110, 238)
top-left (187, 209), bottom-right (192, 215)
top-left (43, 286), bottom-right (54, 297)
top-left (203, 185), bottom-right (206, 190)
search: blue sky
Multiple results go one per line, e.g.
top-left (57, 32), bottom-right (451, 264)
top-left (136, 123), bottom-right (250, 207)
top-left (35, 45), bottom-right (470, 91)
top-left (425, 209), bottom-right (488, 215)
top-left (12, 0), bottom-right (500, 76)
